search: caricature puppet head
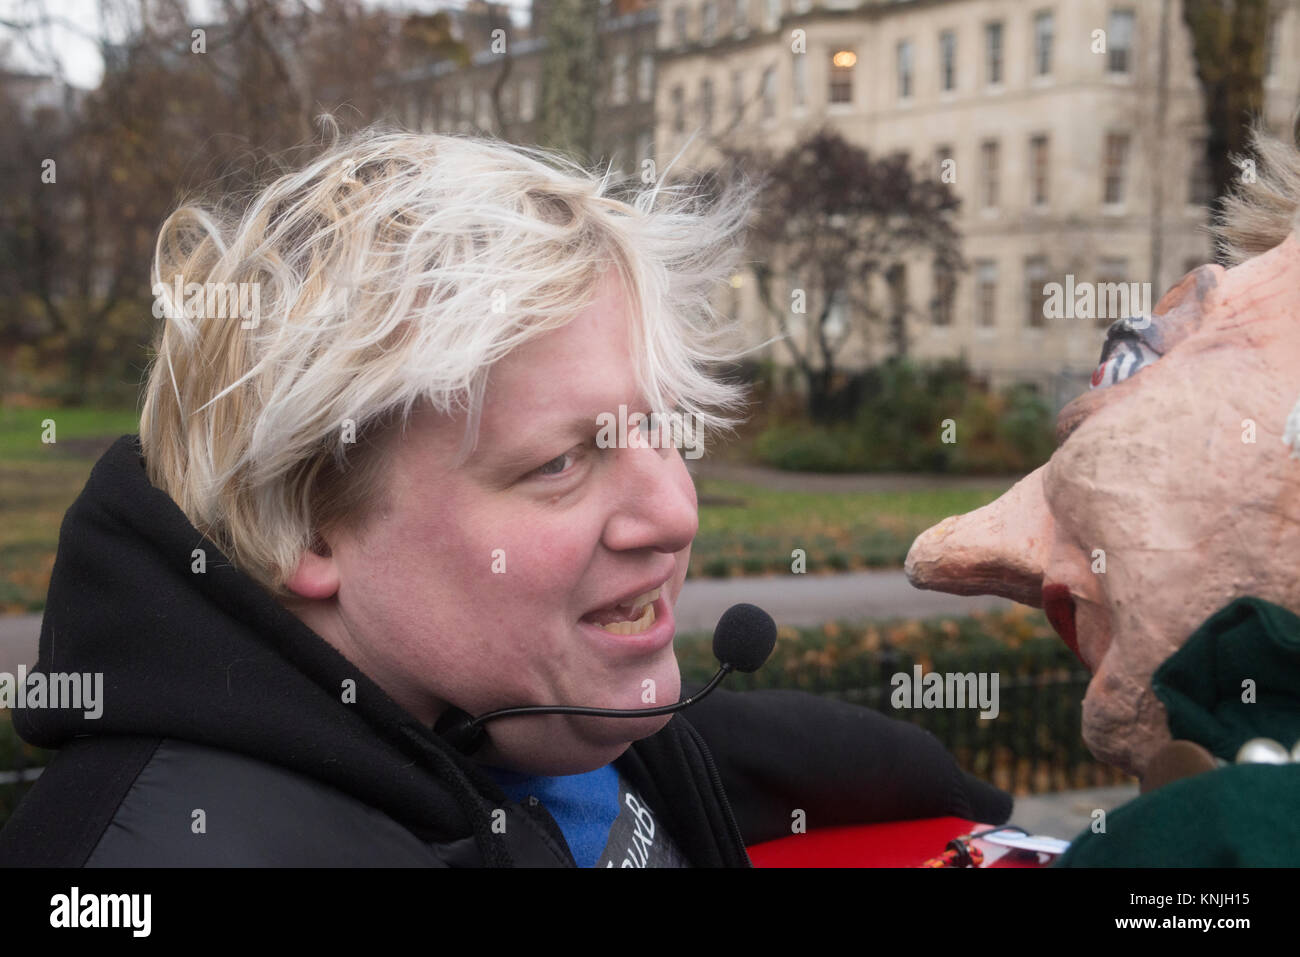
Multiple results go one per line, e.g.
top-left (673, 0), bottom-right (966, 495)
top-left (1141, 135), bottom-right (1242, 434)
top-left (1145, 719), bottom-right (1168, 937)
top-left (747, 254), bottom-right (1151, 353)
top-left (906, 129), bottom-right (1300, 778)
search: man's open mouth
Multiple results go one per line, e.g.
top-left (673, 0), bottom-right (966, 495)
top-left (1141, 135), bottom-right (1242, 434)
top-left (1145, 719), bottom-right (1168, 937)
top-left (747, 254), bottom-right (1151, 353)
top-left (580, 587), bottom-right (663, 636)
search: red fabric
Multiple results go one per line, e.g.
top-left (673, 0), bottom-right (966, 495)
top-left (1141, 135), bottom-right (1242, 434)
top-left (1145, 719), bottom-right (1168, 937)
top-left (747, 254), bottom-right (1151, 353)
top-left (747, 817), bottom-right (1051, 868)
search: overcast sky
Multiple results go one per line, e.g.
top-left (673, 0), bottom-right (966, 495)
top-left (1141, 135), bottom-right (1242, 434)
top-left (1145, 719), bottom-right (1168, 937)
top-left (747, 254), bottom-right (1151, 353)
top-left (0, 0), bottom-right (534, 89)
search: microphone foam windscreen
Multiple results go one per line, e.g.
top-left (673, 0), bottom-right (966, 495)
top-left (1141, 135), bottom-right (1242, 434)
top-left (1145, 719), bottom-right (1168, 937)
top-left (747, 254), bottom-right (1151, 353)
top-left (713, 603), bottom-right (777, 673)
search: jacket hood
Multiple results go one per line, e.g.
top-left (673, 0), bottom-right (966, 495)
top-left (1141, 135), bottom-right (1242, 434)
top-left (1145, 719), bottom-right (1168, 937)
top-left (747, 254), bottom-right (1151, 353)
top-left (19, 434), bottom-right (515, 861)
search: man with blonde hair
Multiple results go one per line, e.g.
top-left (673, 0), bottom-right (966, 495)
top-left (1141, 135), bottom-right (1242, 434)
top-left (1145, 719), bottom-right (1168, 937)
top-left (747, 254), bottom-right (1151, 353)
top-left (0, 128), bottom-right (1009, 867)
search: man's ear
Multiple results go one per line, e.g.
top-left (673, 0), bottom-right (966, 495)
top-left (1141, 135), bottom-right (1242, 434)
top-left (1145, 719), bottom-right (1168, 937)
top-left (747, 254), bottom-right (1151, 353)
top-left (284, 536), bottom-right (340, 600)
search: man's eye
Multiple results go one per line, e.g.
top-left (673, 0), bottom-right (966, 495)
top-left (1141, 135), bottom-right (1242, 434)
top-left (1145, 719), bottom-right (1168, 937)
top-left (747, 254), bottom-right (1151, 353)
top-left (533, 453), bottom-right (574, 477)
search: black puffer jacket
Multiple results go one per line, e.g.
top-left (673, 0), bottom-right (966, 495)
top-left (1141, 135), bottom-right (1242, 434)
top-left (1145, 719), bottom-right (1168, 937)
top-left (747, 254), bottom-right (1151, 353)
top-left (0, 437), bottom-right (1012, 867)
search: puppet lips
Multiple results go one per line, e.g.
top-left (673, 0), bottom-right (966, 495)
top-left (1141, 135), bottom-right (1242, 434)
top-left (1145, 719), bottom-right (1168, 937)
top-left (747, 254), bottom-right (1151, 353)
top-left (1042, 582), bottom-right (1085, 667)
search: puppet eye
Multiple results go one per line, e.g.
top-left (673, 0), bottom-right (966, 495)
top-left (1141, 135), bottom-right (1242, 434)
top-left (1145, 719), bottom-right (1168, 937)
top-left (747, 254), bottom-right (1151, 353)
top-left (1090, 317), bottom-right (1160, 390)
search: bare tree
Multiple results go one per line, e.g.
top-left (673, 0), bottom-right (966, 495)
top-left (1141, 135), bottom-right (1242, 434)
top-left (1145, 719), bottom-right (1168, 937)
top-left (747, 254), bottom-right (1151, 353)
top-left (1182, 0), bottom-right (1273, 215)
top-left (729, 129), bottom-right (962, 422)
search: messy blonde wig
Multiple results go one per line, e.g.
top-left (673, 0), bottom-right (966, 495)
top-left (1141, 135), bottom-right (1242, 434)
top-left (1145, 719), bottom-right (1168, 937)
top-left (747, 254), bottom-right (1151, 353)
top-left (139, 125), bottom-right (762, 593)
top-left (1215, 120), bottom-right (1300, 264)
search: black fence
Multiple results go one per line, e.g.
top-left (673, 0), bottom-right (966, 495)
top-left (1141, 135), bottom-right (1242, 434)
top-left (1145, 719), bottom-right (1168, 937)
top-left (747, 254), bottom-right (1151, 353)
top-left (1, 618), bottom-right (1132, 831)
top-left (677, 619), bottom-right (1134, 796)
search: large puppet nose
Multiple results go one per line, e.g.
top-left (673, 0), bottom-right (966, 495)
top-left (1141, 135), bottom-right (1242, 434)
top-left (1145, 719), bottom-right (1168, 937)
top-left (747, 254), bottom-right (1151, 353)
top-left (904, 466), bottom-right (1052, 608)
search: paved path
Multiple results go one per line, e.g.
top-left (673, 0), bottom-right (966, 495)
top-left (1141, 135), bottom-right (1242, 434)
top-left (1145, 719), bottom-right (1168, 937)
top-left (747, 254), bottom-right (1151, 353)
top-left (1009, 784), bottom-right (1139, 841)
top-left (0, 570), bottom-right (1015, 670)
top-left (673, 569), bottom-right (1014, 634)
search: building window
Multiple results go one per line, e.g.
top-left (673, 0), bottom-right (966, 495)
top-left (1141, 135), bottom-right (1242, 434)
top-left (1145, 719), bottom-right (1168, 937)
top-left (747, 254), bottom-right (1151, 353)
top-left (766, 0), bottom-right (781, 31)
top-left (1034, 10), bottom-right (1053, 76)
top-left (672, 85), bottom-right (686, 133)
top-left (611, 52), bottom-right (629, 105)
top-left (981, 139), bottom-right (1000, 209)
top-left (735, 0), bottom-right (750, 36)
top-left (897, 40), bottom-right (914, 100)
top-left (976, 260), bottom-right (998, 328)
top-left (732, 70), bottom-right (745, 119)
top-left (702, 1), bottom-right (718, 44)
top-left (674, 6), bottom-right (688, 47)
top-left (1103, 131), bottom-right (1130, 205)
top-left (1188, 137), bottom-right (1213, 206)
top-left (932, 260), bottom-right (956, 326)
top-left (1025, 257), bottom-right (1048, 328)
top-left (1096, 257), bottom-right (1129, 328)
top-left (701, 77), bottom-right (715, 131)
top-left (830, 50), bottom-right (856, 103)
top-left (985, 21), bottom-right (1004, 86)
top-left (639, 53), bottom-right (654, 101)
top-left (761, 65), bottom-right (777, 119)
top-left (887, 265), bottom-right (907, 340)
top-left (1030, 134), bottom-right (1049, 206)
top-left (792, 51), bottom-right (807, 108)
top-left (1108, 9), bottom-right (1134, 74)
top-left (939, 29), bottom-right (956, 92)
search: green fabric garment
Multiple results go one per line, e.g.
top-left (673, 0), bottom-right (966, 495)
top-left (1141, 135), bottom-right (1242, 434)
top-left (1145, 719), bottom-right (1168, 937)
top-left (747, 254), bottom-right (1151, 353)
top-left (1055, 596), bottom-right (1300, 867)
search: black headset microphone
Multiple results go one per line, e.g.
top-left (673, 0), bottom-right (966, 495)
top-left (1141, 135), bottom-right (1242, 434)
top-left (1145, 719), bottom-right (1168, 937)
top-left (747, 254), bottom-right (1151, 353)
top-left (434, 603), bottom-right (778, 756)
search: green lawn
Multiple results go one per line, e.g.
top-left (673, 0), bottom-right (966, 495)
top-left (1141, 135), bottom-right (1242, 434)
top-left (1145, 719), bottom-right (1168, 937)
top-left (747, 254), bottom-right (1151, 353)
top-left (0, 405), bottom-right (140, 612)
top-left (0, 404), bottom-right (1012, 610)
top-left (689, 477), bottom-right (1011, 578)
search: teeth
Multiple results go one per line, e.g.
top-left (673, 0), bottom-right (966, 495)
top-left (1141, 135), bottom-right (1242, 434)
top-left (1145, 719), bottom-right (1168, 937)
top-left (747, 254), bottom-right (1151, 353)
top-left (588, 586), bottom-right (662, 634)
top-left (597, 601), bottom-right (657, 635)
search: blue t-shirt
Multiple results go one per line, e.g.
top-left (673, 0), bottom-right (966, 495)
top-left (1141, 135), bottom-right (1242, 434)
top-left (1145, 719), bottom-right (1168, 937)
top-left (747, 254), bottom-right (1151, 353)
top-left (483, 763), bottom-right (690, 867)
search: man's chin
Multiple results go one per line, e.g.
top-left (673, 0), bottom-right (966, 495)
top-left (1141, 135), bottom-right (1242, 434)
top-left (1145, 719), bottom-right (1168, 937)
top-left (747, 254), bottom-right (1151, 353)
top-left (473, 709), bottom-right (675, 776)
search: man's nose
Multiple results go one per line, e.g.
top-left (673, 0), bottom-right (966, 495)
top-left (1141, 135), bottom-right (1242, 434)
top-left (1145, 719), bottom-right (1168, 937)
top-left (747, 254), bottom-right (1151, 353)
top-left (904, 465), bottom-right (1052, 608)
top-left (602, 444), bottom-right (698, 555)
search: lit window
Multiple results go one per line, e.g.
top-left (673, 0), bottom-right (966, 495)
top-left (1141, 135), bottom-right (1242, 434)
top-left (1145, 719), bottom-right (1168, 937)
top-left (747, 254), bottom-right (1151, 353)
top-left (830, 50), bottom-right (856, 103)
